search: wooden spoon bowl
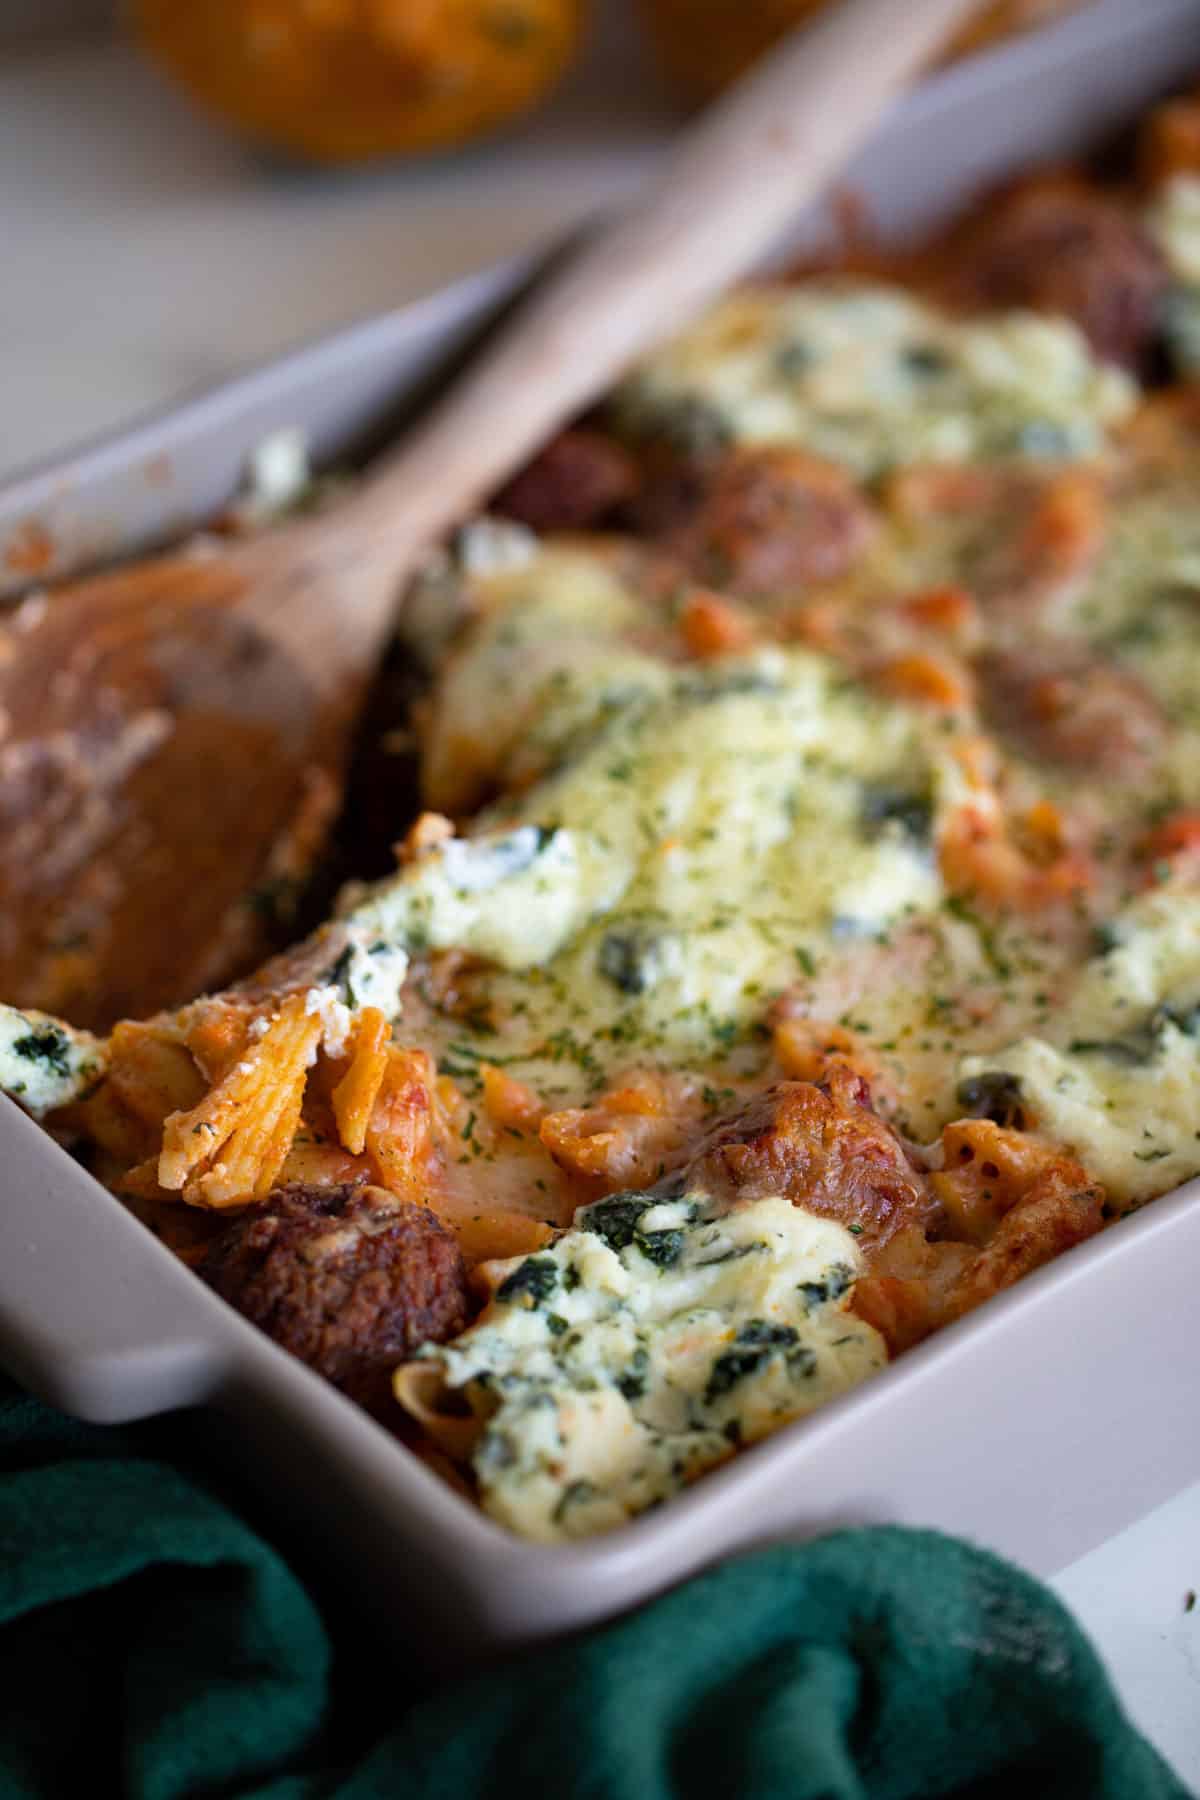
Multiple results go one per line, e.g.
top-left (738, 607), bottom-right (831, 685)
top-left (0, 519), bottom-right (388, 1027)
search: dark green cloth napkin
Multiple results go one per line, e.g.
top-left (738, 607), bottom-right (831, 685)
top-left (0, 1379), bottom-right (1189, 1800)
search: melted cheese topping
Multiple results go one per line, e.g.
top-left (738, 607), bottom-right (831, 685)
top-left (417, 1192), bottom-right (883, 1541)
top-left (355, 510), bottom-right (1200, 1167)
top-left (346, 578), bottom-right (956, 1105)
top-left (959, 892), bottom-right (1200, 1203)
top-left (610, 280), bottom-right (1134, 475)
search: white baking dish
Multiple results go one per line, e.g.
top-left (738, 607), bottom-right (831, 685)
top-left (2, 0), bottom-right (1199, 1663)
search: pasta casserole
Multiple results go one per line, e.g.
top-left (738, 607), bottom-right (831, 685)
top-left (6, 83), bottom-right (1200, 1541)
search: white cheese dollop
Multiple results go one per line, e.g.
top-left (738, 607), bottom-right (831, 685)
top-left (414, 1191), bottom-right (885, 1542)
top-left (958, 892), bottom-right (1200, 1206)
top-left (0, 1005), bottom-right (107, 1114)
top-left (612, 280), bottom-right (1134, 477)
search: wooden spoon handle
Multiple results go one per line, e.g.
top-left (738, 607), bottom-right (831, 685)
top-left (342, 0), bottom-right (979, 554)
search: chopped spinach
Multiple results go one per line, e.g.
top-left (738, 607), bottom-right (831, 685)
top-left (10, 1026), bottom-right (73, 1079)
top-left (616, 1347), bottom-right (650, 1402)
top-left (705, 1347), bottom-right (770, 1404)
top-left (692, 1242), bottom-right (757, 1269)
top-left (635, 1227), bottom-right (686, 1269)
top-left (736, 1320), bottom-right (800, 1348)
top-left (321, 944), bottom-right (357, 1006)
top-left (496, 1256), bottom-right (559, 1309)
top-left (798, 1263), bottom-right (853, 1309)
top-left (579, 1190), bottom-right (690, 1268)
top-left (1091, 921), bottom-right (1124, 957)
top-left (704, 1320), bottom-right (799, 1404)
top-left (578, 1192), bottom-right (651, 1252)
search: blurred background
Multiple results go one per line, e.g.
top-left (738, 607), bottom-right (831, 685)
top-left (0, 0), bottom-right (1083, 480)
top-left (0, 0), bottom-right (663, 478)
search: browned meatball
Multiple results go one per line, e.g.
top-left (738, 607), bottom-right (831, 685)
top-left (493, 427), bottom-right (639, 533)
top-left (200, 1182), bottom-right (470, 1414)
top-left (683, 1068), bottom-right (932, 1250)
top-left (978, 645), bottom-right (1166, 776)
top-left (937, 173), bottom-right (1166, 371)
top-left (632, 446), bottom-right (877, 598)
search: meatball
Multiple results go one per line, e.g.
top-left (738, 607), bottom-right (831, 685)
top-left (937, 172), bottom-right (1166, 371)
top-left (200, 1182), bottom-right (470, 1414)
top-left (493, 427), bottom-right (639, 533)
top-left (978, 645), bottom-right (1166, 776)
top-left (632, 445), bottom-right (877, 598)
top-left (683, 1068), bottom-right (932, 1249)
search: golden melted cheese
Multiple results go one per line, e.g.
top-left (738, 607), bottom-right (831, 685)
top-left (359, 502), bottom-right (1200, 1168)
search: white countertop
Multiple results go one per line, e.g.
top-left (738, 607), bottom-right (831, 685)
top-left (2, 19), bottom-right (1198, 1788)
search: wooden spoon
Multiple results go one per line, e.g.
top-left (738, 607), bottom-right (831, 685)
top-left (0, 0), bottom-right (977, 1031)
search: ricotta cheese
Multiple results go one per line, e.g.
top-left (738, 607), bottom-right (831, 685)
top-left (611, 280), bottom-right (1134, 477)
top-left (415, 1190), bottom-right (885, 1541)
top-left (0, 1006), bottom-right (106, 1113)
top-left (958, 892), bottom-right (1200, 1205)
